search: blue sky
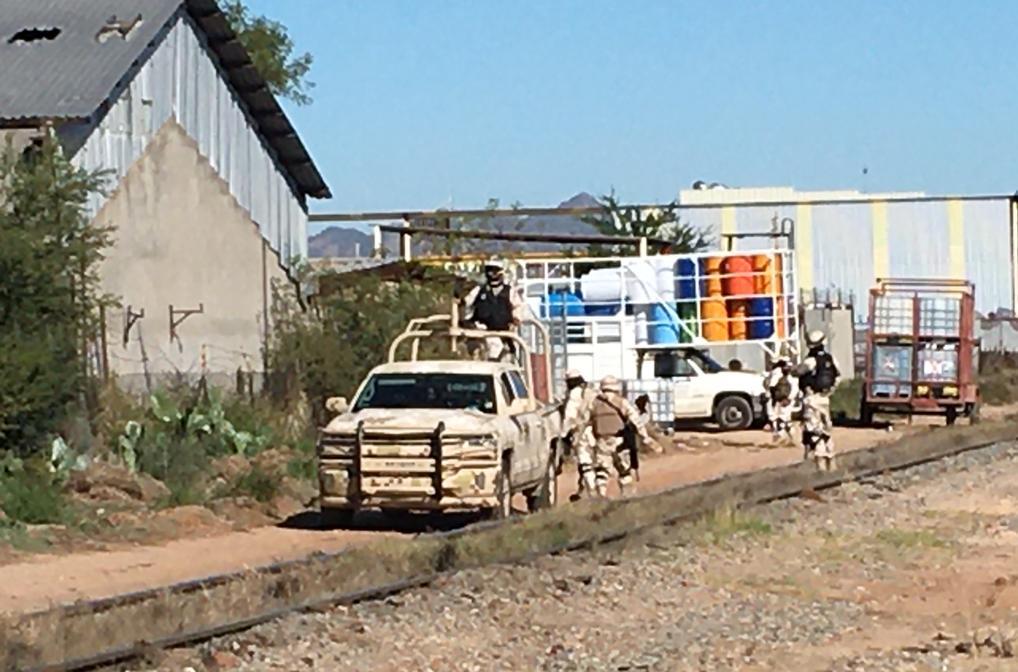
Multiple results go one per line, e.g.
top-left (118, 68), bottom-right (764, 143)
top-left (245, 0), bottom-right (1018, 224)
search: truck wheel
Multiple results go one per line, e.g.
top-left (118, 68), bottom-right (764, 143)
top-left (485, 454), bottom-right (513, 520)
top-left (715, 396), bottom-right (753, 431)
top-left (319, 507), bottom-right (355, 529)
top-left (527, 452), bottom-right (559, 512)
top-left (859, 400), bottom-right (874, 427)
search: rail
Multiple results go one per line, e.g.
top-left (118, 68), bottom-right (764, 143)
top-left (8, 423), bottom-right (1017, 671)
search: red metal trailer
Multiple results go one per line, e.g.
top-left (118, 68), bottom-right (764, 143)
top-left (860, 278), bottom-right (979, 426)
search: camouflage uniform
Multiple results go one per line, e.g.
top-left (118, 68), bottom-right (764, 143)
top-left (562, 382), bottom-right (597, 498)
top-left (462, 262), bottom-right (526, 362)
top-left (765, 365), bottom-right (797, 445)
top-left (588, 380), bottom-right (652, 498)
top-left (796, 333), bottom-right (841, 471)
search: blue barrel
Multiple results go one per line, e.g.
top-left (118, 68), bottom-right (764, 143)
top-left (676, 258), bottom-right (697, 300)
top-left (747, 297), bottom-right (775, 339)
top-left (649, 304), bottom-right (680, 345)
top-left (544, 290), bottom-right (584, 318)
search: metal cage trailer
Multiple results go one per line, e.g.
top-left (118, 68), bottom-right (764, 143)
top-left (860, 278), bottom-right (979, 426)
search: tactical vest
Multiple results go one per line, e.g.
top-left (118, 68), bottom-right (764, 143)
top-left (800, 350), bottom-right (837, 393)
top-left (590, 395), bottom-right (625, 438)
top-left (771, 376), bottom-right (792, 402)
top-left (472, 284), bottom-right (513, 331)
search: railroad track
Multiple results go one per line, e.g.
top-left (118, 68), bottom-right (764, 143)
top-left (4, 422), bottom-right (1016, 672)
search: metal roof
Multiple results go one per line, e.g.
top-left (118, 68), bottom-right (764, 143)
top-left (0, 0), bottom-right (331, 199)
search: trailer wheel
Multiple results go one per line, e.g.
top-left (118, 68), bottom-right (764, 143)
top-left (859, 400), bottom-right (874, 427)
top-left (715, 395), bottom-right (753, 431)
top-left (946, 406), bottom-right (957, 426)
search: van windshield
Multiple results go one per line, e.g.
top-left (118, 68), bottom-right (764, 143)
top-left (353, 373), bottom-right (497, 414)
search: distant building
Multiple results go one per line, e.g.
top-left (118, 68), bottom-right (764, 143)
top-left (677, 186), bottom-right (1016, 318)
top-left (0, 0), bottom-right (331, 389)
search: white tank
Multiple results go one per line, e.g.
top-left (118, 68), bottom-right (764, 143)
top-left (626, 260), bottom-right (657, 305)
top-left (580, 268), bottom-right (625, 303)
top-left (655, 257), bottom-right (677, 304)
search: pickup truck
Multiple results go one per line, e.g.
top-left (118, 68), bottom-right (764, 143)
top-left (317, 314), bottom-right (563, 523)
top-left (652, 348), bottom-right (768, 430)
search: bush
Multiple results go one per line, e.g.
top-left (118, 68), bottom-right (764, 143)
top-left (830, 378), bottom-right (864, 420)
top-left (268, 267), bottom-right (456, 422)
top-left (0, 457), bottom-right (68, 525)
top-left (0, 138), bottom-right (111, 457)
top-left (226, 465), bottom-right (279, 503)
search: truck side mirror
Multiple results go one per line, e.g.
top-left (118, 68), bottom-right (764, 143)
top-left (654, 353), bottom-right (684, 378)
top-left (325, 396), bottom-right (349, 414)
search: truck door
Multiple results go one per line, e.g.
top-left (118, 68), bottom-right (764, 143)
top-left (504, 371), bottom-right (543, 484)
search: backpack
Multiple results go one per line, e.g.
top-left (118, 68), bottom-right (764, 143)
top-left (772, 376), bottom-right (792, 402)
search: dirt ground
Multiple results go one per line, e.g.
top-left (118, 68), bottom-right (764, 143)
top-left (166, 440), bottom-right (1018, 672)
top-left (0, 412), bottom-right (993, 616)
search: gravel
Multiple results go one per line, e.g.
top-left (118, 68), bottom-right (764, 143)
top-left (134, 441), bottom-right (1018, 672)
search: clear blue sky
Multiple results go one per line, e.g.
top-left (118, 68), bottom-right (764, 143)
top-left (246, 0), bottom-right (1018, 221)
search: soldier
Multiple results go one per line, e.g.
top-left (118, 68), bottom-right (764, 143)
top-left (633, 394), bottom-right (665, 454)
top-left (765, 358), bottom-right (797, 445)
top-left (587, 376), bottom-right (652, 498)
top-left (462, 259), bottom-right (526, 362)
top-left (561, 369), bottom-right (597, 501)
top-left (795, 330), bottom-right (841, 471)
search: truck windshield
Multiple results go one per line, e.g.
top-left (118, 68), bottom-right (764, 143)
top-left (353, 373), bottom-right (497, 414)
top-left (688, 350), bottom-right (724, 373)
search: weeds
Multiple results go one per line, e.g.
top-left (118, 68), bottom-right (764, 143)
top-left (693, 507), bottom-right (773, 545)
top-left (225, 466), bottom-right (280, 503)
top-left (874, 527), bottom-right (946, 550)
top-left (830, 378), bottom-right (864, 421)
top-left (0, 458), bottom-right (69, 525)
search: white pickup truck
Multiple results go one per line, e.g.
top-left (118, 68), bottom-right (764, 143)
top-left (317, 313), bottom-right (562, 523)
top-left (652, 348), bottom-right (768, 430)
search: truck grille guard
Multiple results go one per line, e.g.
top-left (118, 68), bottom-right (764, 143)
top-left (351, 420), bottom-right (448, 503)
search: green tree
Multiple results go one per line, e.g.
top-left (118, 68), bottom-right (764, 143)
top-left (0, 137), bottom-right (112, 456)
top-left (223, 1), bottom-right (315, 106)
top-left (582, 189), bottom-right (713, 255)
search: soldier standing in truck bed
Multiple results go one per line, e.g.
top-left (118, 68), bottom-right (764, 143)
top-left (462, 259), bottom-right (526, 362)
top-left (587, 376), bottom-right (652, 498)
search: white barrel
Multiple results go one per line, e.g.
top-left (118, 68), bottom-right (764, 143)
top-left (626, 260), bottom-right (657, 305)
top-left (580, 268), bottom-right (625, 303)
top-left (656, 258), bottom-right (676, 303)
top-left (634, 306), bottom-right (649, 345)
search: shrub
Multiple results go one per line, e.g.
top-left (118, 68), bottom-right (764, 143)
top-left (0, 457), bottom-right (68, 525)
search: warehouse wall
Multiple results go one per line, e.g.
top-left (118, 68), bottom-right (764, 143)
top-left (679, 197), bottom-right (1015, 319)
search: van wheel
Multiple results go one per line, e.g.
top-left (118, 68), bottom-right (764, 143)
top-left (527, 450), bottom-right (559, 512)
top-left (715, 396), bottom-right (753, 431)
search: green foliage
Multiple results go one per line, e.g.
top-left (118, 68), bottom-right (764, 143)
top-left (268, 267), bottom-right (456, 422)
top-left (224, 1), bottom-right (314, 106)
top-left (582, 189), bottom-right (713, 256)
top-left (979, 367), bottom-right (1018, 405)
top-left (0, 456), bottom-right (69, 525)
top-left (830, 378), bottom-right (864, 420)
top-left (226, 465), bottom-right (279, 503)
top-left (0, 137), bottom-right (112, 457)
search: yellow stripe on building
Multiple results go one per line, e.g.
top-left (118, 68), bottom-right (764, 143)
top-left (947, 200), bottom-right (965, 279)
top-left (871, 201), bottom-right (889, 280)
top-left (720, 206), bottom-right (736, 248)
top-left (795, 204), bottom-right (813, 291)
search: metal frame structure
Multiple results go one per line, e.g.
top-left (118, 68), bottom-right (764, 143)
top-left (514, 249), bottom-right (800, 399)
top-left (387, 301), bottom-right (556, 403)
top-left (861, 278), bottom-right (979, 424)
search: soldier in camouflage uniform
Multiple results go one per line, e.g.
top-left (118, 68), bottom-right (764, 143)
top-left (796, 330), bottom-right (841, 471)
top-left (561, 369), bottom-right (597, 500)
top-left (587, 376), bottom-right (652, 498)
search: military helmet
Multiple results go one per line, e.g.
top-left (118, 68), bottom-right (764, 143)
top-left (600, 375), bottom-right (622, 393)
top-left (806, 329), bottom-right (826, 347)
top-left (483, 258), bottom-right (505, 271)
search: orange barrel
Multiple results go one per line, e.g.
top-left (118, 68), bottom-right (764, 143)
top-left (701, 298), bottom-right (727, 341)
top-left (727, 299), bottom-right (748, 341)
top-left (721, 256), bottom-right (754, 297)
top-left (775, 297), bottom-right (787, 338)
top-left (699, 257), bottom-right (723, 297)
top-left (752, 253), bottom-right (784, 296)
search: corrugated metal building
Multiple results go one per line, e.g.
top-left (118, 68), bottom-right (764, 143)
top-left (0, 0), bottom-right (331, 389)
top-left (677, 187), bottom-right (1016, 319)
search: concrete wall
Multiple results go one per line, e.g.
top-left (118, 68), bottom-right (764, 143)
top-left (94, 119), bottom-right (294, 391)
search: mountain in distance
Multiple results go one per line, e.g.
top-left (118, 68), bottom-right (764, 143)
top-left (307, 192), bottom-right (608, 258)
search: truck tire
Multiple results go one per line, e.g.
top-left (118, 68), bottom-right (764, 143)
top-left (485, 454), bottom-right (513, 520)
top-left (527, 448), bottom-right (559, 512)
top-left (715, 395), bottom-right (753, 431)
top-left (319, 507), bottom-right (355, 529)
